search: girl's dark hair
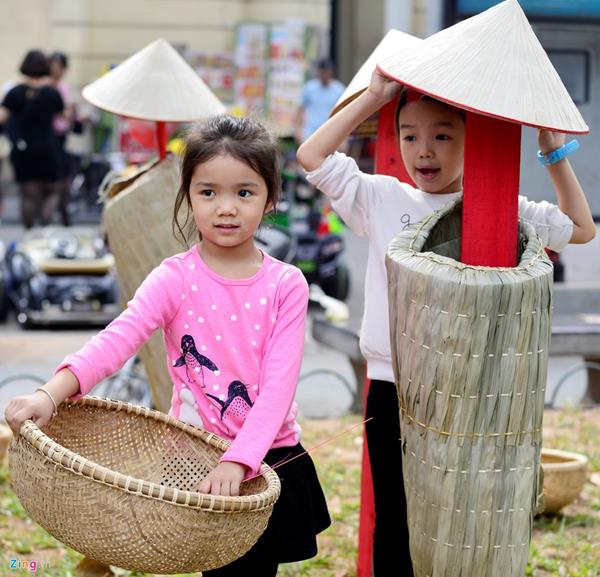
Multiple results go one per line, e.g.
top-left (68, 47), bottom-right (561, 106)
top-left (173, 114), bottom-right (281, 245)
top-left (19, 50), bottom-right (50, 78)
top-left (49, 51), bottom-right (69, 69)
top-left (394, 87), bottom-right (466, 136)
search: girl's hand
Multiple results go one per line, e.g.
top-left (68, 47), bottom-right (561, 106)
top-left (4, 391), bottom-right (57, 433)
top-left (538, 129), bottom-right (566, 154)
top-left (366, 68), bottom-right (403, 105)
top-left (298, 67), bottom-right (401, 172)
top-left (197, 461), bottom-right (248, 496)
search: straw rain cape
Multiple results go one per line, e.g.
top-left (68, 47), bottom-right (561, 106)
top-left (386, 199), bottom-right (553, 577)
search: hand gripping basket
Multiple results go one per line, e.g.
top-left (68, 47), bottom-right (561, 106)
top-left (8, 397), bottom-right (281, 574)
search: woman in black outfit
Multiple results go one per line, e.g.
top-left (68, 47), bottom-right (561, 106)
top-left (0, 50), bottom-right (64, 228)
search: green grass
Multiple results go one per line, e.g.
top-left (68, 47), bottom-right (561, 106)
top-left (1, 409), bottom-right (599, 576)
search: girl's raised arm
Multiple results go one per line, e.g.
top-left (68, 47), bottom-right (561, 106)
top-left (538, 130), bottom-right (596, 244)
top-left (297, 69), bottom-right (401, 172)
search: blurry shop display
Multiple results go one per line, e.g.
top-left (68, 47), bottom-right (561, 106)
top-left (234, 22), bottom-right (270, 117)
top-left (234, 20), bottom-right (322, 135)
top-left (185, 51), bottom-right (235, 105)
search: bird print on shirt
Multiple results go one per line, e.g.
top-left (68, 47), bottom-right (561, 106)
top-left (173, 334), bottom-right (219, 388)
top-left (207, 380), bottom-right (254, 425)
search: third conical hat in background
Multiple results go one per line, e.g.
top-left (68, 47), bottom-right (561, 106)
top-left (82, 38), bottom-right (226, 121)
top-left (377, 0), bottom-right (588, 133)
top-left (332, 29), bottom-right (422, 116)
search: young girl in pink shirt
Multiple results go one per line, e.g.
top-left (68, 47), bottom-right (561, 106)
top-left (5, 114), bottom-right (330, 577)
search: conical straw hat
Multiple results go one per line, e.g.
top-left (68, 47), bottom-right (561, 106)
top-left (332, 30), bottom-right (422, 116)
top-left (82, 38), bottom-right (226, 122)
top-left (377, 0), bottom-right (588, 133)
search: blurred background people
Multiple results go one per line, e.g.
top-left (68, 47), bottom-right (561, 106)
top-left (0, 78), bottom-right (18, 222)
top-left (0, 50), bottom-right (64, 229)
top-left (0, 124), bottom-right (8, 221)
top-left (49, 51), bottom-right (75, 226)
top-left (296, 59), bottom-right (345, 145)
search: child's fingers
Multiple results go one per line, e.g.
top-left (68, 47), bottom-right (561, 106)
top-left (210, 478), bottom-right (224, 496)
top-left (5, 396), bottom-right (51, 432)
top-left (198, 478), bottom-right (211, 494)
top-left (33, 415), bottom-right (49, 428)
top-left (195, 472), bottom-right (242, 496)
top-left (5, 413), bottom-right (18, 433)
top-left (229, 480), bottom-right (240, 497)
top-left (6, 408), bottom-right (31, 433)
top-left (5, 403), bottom-right (20, 432)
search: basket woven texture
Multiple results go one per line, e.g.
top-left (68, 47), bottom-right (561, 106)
top-left (540, 448), bottom-right (588, 514)
top-left (103, 156), bottom-right (185, 412)
top-left (386, 199), bottom-right (553, 577)
top-left (9, 397), bottom-right (281, 573)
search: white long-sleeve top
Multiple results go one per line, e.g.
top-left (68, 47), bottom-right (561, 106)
top-left (306, 152), bottom-right (573, 382)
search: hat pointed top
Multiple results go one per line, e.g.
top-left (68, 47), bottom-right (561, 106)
top-left (332, 29), bottom-right (422, 116)
top-left (82, 38), bottom-right (226, 122)
top-left (378, 0), bottom-right (588, 133)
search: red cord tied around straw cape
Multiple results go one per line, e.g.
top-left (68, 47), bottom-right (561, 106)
top-left (244, 417), bottom-right (373, 483)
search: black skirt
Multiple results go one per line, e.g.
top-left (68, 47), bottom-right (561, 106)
top-left (249, 442), bottom-right (331, 563)
top-left (10, 139), bottom-right (61, 183)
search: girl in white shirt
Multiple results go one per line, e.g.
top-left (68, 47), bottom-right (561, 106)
top-left (297, 69), bottom-right (595, 577)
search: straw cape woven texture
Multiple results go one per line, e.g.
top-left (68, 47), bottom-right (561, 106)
top-left (82, 38), bottom-right (226, 122)
top-left (103, 156), bottom-right (184, 412)
top-left (377, 0), bottom-right (588, 134)
top-left (386, 199), bottom-right (553, 577)
top-left (8, 397), bottom-right (280, 573)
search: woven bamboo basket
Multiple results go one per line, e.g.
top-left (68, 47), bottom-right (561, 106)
top-left (102, 155), bottom-right (184, 412)
top-left (386, 199), bottom-right (553, 577)
top-left (540, 448), bottom-right (588, 514)
top-left (8, 396), bottom-right (281, 574)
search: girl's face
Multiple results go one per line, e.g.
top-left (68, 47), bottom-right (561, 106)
top-left (398, 98), bottom-right (465, 194)
top-left (189, 154), bottom-right (271, 251)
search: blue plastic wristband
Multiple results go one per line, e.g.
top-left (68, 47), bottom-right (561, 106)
top-left (537, 139), bottom-right (579, 167)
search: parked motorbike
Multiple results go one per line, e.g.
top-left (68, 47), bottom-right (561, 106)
top-left (3, 227), bottom-right (119, 327)
top-left (256, 214), bottom-right (350, 302)
top-left (261, 158), bottom-right (350, 301)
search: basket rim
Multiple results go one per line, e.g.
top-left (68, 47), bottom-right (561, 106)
top-left (387, 197), bottom-right (549, 274)
top-left (15, 396), bottom-right (281, 512)
top-left (541, 447), bottom-right (589, 472)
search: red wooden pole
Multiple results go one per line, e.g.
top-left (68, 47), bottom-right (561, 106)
top-left (156, 121), bottom-right (168, 160)
top-left (357, 378), bottom-right (374, 577)
top-left (461, 113), bottom-right (521, 266)
top-left (374, 97), bottom-right (414, 183)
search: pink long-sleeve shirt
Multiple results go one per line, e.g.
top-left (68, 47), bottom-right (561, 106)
top-left (57, 246), bottom-right (308, 474)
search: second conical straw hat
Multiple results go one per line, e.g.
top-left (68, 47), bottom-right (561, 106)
top-left (377, 0), bottom-right (588, 133)
top-left (332, 29), bottom-right (422, 116)
top-left (82, 38), bottom-right (226, 122)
